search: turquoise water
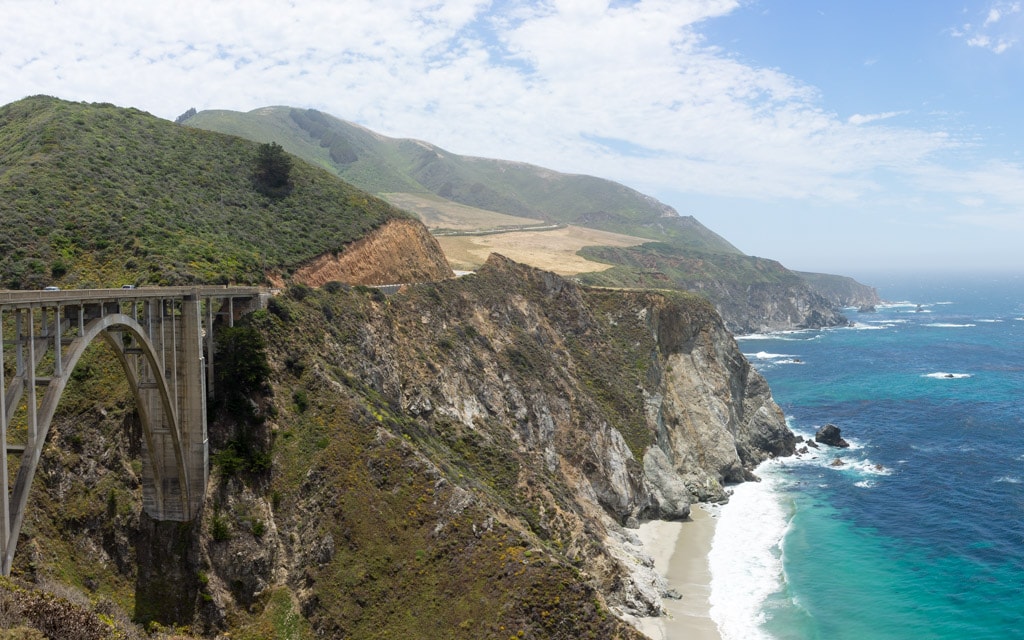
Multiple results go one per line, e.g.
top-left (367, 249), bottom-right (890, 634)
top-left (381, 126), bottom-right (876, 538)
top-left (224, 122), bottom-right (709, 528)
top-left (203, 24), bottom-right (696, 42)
top-left (713, 274), bottom-right (1024, 640)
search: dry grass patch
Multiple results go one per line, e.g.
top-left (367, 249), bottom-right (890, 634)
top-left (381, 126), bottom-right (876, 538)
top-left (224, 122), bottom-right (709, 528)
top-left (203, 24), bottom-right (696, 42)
top-left (381, 192), bottom-right (544, 230)
top-left (436, 225), bottom-right (647, 275)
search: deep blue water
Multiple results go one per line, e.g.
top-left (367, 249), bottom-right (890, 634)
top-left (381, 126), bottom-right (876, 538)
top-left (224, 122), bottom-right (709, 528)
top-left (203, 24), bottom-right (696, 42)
top-left (712, 273), bottom-right (1024, 640)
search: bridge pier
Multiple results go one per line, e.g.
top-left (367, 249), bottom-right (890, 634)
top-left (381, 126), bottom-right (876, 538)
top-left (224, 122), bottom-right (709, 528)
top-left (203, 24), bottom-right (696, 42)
top-left (0, 286), bottom-right (262, 576)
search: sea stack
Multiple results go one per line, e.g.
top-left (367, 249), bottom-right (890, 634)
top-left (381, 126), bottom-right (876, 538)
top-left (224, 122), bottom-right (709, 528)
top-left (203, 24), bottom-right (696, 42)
top-left (815, 423), bottom-right (851, 448)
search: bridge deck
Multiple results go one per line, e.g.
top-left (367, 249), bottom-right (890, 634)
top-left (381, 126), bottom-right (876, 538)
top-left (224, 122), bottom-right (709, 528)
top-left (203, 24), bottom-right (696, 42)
top-left (0, 286), bottom-right (263, 309)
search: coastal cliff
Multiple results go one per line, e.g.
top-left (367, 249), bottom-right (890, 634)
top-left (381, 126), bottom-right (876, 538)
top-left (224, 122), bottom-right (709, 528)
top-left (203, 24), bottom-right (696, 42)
top-left (798, 271), bottom-right (881, 310)
top-left (580, 246), bottom-right (850, 334)
top-left (184, 255), bottom-right (794, 635)
top-left (8, 256), bottom-right (793, 638)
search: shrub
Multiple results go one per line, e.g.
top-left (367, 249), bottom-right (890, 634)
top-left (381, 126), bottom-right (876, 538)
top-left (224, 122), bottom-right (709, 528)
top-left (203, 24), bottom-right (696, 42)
top-left (287, 283), bottom-right (311, 301)
top-left (210, 514), bottom-right (231, 542)
top-left (292, 390), bottom-right (309, 413)
top-left (266, 297), bottom-right (291, 322)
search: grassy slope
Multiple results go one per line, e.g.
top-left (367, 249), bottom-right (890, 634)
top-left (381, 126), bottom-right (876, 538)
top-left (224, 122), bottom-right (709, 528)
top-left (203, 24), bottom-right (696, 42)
top-left (579, 243), bottom-right (802, 288)
top-left (183, 107), bottom-right (741, 254)
top-left (0, 97), bottom-right (411, 289)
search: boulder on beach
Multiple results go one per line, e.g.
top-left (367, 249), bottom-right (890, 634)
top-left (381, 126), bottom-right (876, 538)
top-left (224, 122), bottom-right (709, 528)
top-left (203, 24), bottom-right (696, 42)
top-left (815, 423), bottom-right (850, 448)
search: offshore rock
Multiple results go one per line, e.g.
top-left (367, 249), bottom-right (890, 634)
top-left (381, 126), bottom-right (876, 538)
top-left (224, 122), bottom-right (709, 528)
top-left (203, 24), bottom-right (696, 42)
top-left (815, 423), bottom-right (851, 448)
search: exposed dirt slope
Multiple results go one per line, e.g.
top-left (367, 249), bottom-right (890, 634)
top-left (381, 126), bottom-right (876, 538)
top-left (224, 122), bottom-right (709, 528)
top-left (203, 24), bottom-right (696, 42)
top-left (289, 218), bottom-right (454, 287)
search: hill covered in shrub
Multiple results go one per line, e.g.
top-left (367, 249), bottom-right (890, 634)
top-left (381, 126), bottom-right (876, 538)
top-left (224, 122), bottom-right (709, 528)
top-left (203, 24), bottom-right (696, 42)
top-left (0, 96), bottom-right (413, 289)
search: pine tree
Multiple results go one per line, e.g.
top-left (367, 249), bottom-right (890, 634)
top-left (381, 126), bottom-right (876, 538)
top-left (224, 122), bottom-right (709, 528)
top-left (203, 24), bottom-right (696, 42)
top-left (253, 142), bottom-right (293, 197)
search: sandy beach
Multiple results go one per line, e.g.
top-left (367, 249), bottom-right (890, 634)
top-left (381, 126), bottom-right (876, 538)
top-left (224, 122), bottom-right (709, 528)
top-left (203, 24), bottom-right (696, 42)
top-left (635, 505), bottom-right (722, 640)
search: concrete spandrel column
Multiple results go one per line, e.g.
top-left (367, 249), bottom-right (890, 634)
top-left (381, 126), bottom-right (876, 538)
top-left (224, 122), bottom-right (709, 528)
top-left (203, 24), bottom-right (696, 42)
top-left (178, 296), bottom-right (207, 519)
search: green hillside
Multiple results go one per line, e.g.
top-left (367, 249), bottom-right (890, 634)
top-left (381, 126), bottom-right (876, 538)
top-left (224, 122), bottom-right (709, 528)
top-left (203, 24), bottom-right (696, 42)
top-left (184, 107), bottom-right (741, 255)
top-left (0, 97), bottom-right (411, 289)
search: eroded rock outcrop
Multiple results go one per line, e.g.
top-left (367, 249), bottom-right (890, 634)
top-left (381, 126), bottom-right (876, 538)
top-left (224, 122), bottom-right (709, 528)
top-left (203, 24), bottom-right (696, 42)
top-left (289, 218), bottom-right (454, 287)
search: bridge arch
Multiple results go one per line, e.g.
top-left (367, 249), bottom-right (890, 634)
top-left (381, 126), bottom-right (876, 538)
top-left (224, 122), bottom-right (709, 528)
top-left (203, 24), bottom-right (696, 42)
top-left (0, 288), bottom-right (266, 576)
top-left (55, 313), bottom-right (191, 516)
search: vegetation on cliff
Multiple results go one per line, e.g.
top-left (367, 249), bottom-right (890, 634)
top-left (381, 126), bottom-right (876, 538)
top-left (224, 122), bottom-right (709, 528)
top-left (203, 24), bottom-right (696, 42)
top-left (0, 96), bottom-right (414, 289)
top-left (577, 243), bottom-right (848, 333)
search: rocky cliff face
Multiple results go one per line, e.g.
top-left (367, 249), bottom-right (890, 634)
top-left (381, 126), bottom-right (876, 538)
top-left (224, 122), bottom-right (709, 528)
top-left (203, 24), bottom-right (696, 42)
top-left (579, 246), bottom-right (850, 335)
top-left (184, 255), bottom-right (793, 634)
top-left (11, 255), bottom-right (793, 638)
top-left (704, 276), bottom-right (848, 334)
top-left (798, 271), bottom-right (881, 309)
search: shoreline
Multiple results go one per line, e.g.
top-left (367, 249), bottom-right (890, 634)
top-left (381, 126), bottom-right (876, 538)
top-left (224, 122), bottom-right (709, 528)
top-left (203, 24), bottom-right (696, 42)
top-left (635, 505), bottom-right (722, 640)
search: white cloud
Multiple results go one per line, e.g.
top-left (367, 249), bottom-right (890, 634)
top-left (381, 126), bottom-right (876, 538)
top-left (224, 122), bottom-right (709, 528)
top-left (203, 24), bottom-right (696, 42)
top-left (984, 1), bottom-right (1021, 25)
top-left (0, 0), bottom-right (1012, 227)
top-left (952, 1), bottom-right (1021, 53)
top-left (947, 211), bottom-right (1024, 232)
top-left (911, 160), bottom-right (1024, 214)
top-left (967, 34), bottom-right (1015, 53)
top-left (847, 111), bottom-right (908, 126)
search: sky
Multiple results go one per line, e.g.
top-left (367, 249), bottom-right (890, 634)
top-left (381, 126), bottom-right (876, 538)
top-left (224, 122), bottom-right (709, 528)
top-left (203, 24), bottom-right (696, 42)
top-left (2, 0), bottom-right (1023, 277)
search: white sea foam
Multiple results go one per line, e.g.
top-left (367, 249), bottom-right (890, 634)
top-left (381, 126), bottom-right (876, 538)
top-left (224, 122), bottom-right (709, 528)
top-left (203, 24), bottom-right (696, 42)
top-left (848, 322), bottom-right (889, 330)
top-left (709, 463), bottom-right (788, 640)
top-left (843, 458), bottom-right (892, 476)
top-left (923, 372), bottom-right (972, 379)
top-left (978, 319), bottom-right (1003, 323)
top-left (738, 330), bottom-right (820, 342)
top-left (747, 351), bottom-right (797, 360)
top-left (878, 301), bottom-right (918, 309)
top-left (744, 352), bottom-right (806, 368)
top-left (924, 323), bottom-right (976, 328)
top-left (994, 476), bottom-right (1022, 484)
top-left (866, 318), bottom-right (907, 327)
top-left (854, 479), bottom-right (876, 489)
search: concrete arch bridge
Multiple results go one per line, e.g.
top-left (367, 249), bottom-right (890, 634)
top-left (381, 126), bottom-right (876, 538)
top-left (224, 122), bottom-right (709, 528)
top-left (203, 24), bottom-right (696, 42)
top-left (0, 286), bottom-right (264, 576)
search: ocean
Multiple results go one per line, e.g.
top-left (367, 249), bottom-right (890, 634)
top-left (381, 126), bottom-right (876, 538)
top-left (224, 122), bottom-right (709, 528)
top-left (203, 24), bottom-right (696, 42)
top-left (709, 273), bottom-right (1024, 640)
